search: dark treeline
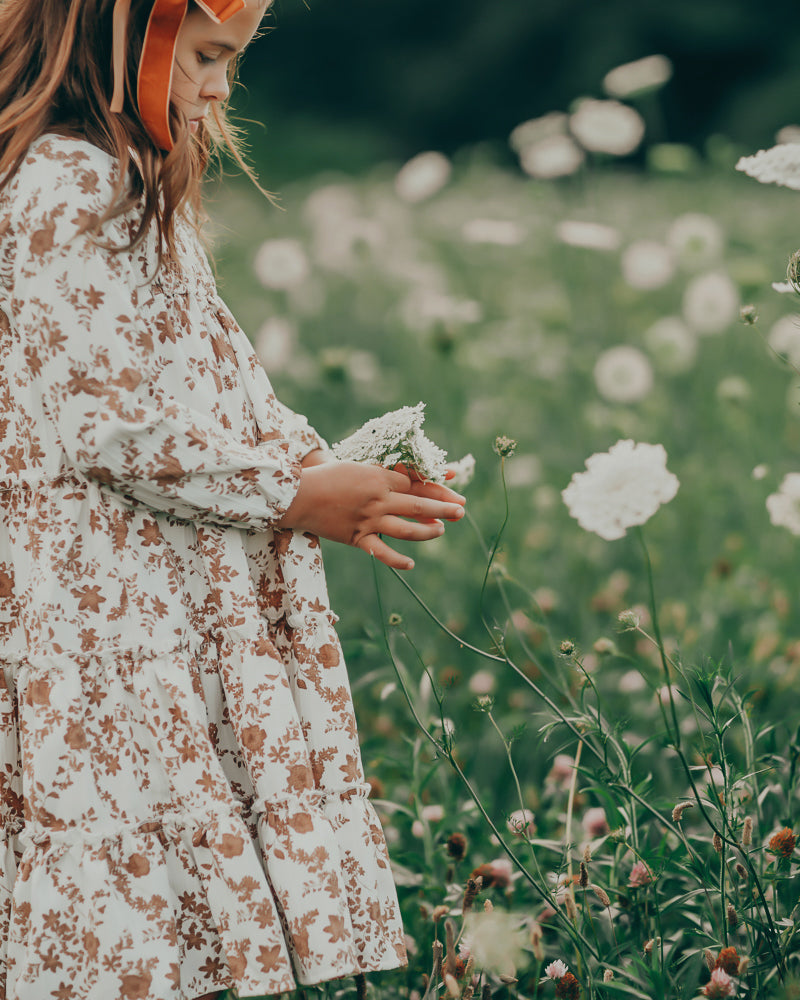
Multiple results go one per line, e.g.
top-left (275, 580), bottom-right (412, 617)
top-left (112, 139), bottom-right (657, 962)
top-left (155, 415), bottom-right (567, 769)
top-left (238, 0), bottom-right (800, 173)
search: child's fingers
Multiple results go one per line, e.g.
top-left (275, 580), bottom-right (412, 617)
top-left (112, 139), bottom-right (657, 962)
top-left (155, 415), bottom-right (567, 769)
top-left (377, 516), bottom-right (446, 542)
top-left (357, 534), bottom-right (415, 571)
top-left (387, 494), bottom-right (465, 523)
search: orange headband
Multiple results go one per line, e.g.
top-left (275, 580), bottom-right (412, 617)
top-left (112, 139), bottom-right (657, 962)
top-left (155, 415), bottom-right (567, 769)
top-left (110, 0), bottom-right (245, 151)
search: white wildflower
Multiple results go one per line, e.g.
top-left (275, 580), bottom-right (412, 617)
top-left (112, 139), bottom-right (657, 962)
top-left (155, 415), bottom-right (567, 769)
top-left (716, 375), bottom-right (751, 404)
top-left (767, 473), bottom-right (800, 535)
top-left (667, 213), bottom-right (724, 269)
top-left (448, 453), bottom-right (476, 487)
top-left (545, 959), bottom-right (569, 980)
top-left (603, 54), bottom-right (673, 99)
top-left (644, 317), bottom-right (697, 374)
top-left (593, 345), bottom-right (654, 403)
top-left (772, 281), bottom-right (795, 294)
top-left (569, 98), bottom-right (645, 156)
top-left (768, 315), bottom-right (800, 367)
top-left (303, 183), bottom-right (360, 225)
top-left (776, 125), bottom-right (800, 145)
top-left (253, 317), bottom-right (296, 373)
top-left (736, 144), bottom-right (800, 190)
top-left (254, 238), bottom-right (310, 290)
top-left (395, 151), bottom-right (452, 203)
top-left (621, 240), bottom-right (675, 290)
top-left (402, 287), bottom-right (483, 332)
top-left (682, 271), bottom-right (740, 334)
top-left (462, 218), bottom-right (525, 246)
top-left (520, 134), bottom-right (585, 179)
top-left (509, 112), bottom-right (568, 152)
top-left (468, 670), bottom-right (496, 695)
top-left (332, 403), bottom-right (448, 483)
top-left (619, 669), bottom-right (647, 693)
top-left (463, 910), bottom-right (528, 976)
top-left (562, 439), bottom-right (679, 541)
top-left (752, 464), bottom-right (768, 480)
top-left (556, 220), bottom-right (621, 251)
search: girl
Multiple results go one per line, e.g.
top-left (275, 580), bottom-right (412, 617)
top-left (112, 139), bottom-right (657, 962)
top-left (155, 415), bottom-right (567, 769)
top-left (0, 1), bottom-right (466, 998)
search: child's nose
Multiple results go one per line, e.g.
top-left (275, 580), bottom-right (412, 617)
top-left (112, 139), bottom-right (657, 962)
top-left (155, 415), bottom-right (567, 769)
top-left (202, 67), bottom-right (230, 103)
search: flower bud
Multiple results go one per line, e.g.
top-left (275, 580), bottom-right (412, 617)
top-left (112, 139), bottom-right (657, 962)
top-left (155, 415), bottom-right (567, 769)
top-left (493, 435), bottom-right (517, 458)
top-left (739, 304), bottom-right (758, 325)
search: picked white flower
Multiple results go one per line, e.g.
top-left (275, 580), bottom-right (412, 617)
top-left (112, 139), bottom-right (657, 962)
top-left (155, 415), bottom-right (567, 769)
top-left (447, 453), bottom-right (476, 487)
top-left (593, 345), bottom-right (654, 404)
top-left (767, 473), bottom-right (800, 535)
top-left (621, 240), bottom-right (675, 290)
top-left (556, 220), bottom-right (621, 252)
top-left (736, 144), bottom-right (800, 190)
top-left (395, 151), bottom-right (452, 203)
top-left (562, 440), bottom-right (679, 541)
top-left (332, 402), bottom-right (448, 483)
top-left (520, 134), bottom-right (585, 179)
top-left (463, 910), bottom-right (528, 976)
top-left (603, 54), bottom-right (673, 99)
top-left (569, 98), bottom-right (645, 156)
top-left (254, 238), bottom-right (311, 290)
top-left (682, 271), bottom-right (740, 335)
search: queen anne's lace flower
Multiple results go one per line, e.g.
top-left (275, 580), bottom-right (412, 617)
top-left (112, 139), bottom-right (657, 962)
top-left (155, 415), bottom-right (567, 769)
top-left (562, 440), bottom-right (679, 541)
top-left (332, 403), bottom-right (448, 483)
top-left (736, 144), bottom-right (800, 190)
top-left (766, 473), bottom-right (800, 535)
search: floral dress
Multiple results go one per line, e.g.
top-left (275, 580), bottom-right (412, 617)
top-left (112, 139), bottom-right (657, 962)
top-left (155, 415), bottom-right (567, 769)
top-left (0, 134), bottom-right (406, 1000)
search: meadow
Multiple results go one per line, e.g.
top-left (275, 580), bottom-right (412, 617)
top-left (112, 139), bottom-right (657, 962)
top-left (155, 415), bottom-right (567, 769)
top-left (209, 106), bottom-right (800, 999)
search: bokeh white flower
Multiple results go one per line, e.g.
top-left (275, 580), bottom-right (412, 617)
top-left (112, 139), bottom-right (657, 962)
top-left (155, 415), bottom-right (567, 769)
top-left (766, 473), bottom-right (800, 535)
top-left (520, 134), bottom-right (585, 179)
top-left (593, 345), bottom-right (654, 403)
top-left (562, 440), bottom-right (680, 541)
top-left (462, 218), bottom-right (525, 246)
top-left (621, 240), bottom-right (675, 290)
top-left (644, 317), bottom-right (697, 374)
top-left (253, 317), bottom-right (297, 373)
top-left (509, 112), bottom-right (568, 153)
top-left (736, 144), bottom-right (800, 190)
top-left (768, 315), bottom-right (800, 367)
top-left (682, 271), bottom-right (740, 334)
top-left (395, 151), bottom-right (452, 203)
top-left (667, 213), bottom-right (724, 269)
top-left (463, 910), bottom-right (528, 976)
top-left (254, 238), bottom-right (311, 290)
top-left (569, 98), bottom-right (645, 156)
top-left (556, 220), bottom-right (621, 251)
top-left (507, 808), bottom-right (536, 837)
top-left (468, 669), bottom-right (496, 696)
top-left (603, 54), bottom-right (673, 99)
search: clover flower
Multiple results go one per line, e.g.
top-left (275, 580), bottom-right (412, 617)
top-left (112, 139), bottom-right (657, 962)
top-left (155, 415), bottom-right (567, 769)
top-left (562, 440), bottom-right (680, 541)
top-left (736, 143), bottom-right (800, 190)
top-left (332, 402), bottom-right (448, 483)
top-left (768, 826), bottom-right (796, 858)
top-left (703, 967), bottom-right (736, 998)
top-left (555, 972), bottom-right (581, 999)
top-left (766, 474), bottom-right (800, 536)
top-left (715, 947), bottom-right (741, 976)
top-left (506, 809), bottom-right (536, 837)
top-left (667, 212), bottom-right (724, 269)
top-left (545, 960), bottom-right (569, 980)
top-left (628, 860), bottom-right (653, 887)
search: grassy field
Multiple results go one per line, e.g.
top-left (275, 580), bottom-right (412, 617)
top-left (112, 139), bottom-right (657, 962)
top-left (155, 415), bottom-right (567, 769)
top-left (210, 141), bottom-right (800, 999)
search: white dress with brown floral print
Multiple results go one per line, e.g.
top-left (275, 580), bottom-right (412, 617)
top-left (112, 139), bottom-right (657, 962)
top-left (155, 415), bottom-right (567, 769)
top-left (0, 134), bottom-right (406, 1000)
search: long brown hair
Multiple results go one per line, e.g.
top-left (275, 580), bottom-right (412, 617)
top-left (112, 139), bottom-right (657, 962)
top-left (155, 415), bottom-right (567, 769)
top-left (0, 0), bottom-right (267, 265)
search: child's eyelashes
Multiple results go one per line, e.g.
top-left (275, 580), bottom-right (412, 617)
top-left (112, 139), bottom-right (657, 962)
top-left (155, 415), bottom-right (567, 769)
top-left (197, 52), bottom-right (217, 65)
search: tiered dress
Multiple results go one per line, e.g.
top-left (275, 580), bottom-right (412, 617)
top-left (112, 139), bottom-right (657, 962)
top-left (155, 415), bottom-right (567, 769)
top-left (0, 134), bottom-right (406, 1000)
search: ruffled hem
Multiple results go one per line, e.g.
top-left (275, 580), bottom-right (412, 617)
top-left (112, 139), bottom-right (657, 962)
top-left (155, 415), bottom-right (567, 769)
top-left (0, 792), bottom-right (406, 999)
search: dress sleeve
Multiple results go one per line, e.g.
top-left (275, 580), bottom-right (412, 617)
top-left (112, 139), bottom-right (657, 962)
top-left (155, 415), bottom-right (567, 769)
top-left (8, 146), bottom-right (304, 531)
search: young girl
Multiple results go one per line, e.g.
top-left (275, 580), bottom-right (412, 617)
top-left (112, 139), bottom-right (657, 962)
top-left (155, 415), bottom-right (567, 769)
top-left (0, 1), bottom-right (466, 998)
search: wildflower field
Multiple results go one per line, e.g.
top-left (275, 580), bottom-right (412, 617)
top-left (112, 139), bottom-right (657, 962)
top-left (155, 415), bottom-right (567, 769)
top-left (212, 86), bottom-right (800, 999)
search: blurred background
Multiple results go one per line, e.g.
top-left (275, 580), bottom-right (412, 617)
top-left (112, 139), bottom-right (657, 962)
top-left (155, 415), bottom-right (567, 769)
top-left (237, 0), bottom-right (800, 181)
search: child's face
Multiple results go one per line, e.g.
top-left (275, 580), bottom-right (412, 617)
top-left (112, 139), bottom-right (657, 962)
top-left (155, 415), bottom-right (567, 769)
top-left (171, 0), bottom-right (269, 132)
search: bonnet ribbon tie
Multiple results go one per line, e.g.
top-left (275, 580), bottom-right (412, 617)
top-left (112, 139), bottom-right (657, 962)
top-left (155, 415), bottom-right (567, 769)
top-left (110, 0), bottom-right (245, 151)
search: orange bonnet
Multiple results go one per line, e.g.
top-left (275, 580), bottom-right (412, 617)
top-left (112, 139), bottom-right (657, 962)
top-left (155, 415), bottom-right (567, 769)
top-left (110, 0), bottom-right (245, 151)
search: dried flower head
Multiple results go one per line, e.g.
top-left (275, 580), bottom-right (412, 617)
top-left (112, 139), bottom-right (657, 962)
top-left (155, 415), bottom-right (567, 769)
top-left (735, 862), bottom-right (747, 880)
top-left (715, 947), bottom-right (741, 976)
top-left (332, 402), bottom-right (448, 483)
top-left (713, 832), bottom-right (723, 854)
top-left (592, 885), bottom-right (611, 907)
top-left (493, 435), bottom-right (517, 459)
top-left (703, 949), bottom-right (716, 971)
top-left (447, 832), bottom-right (468, 860)
top-left (726, 904), bottom-right (738, 928)
top-left (768, 827), bottom-right (796, 859)
top-left (462, 876), bottom-right (483, 912)
top-left (470, 860), bottom-right (511, 890)
top-left (579, 862), bottom-right (589, 888)
top-left (530, 921), bottom-right (544, 961)
top-left (583, 844), bottom-right (592, 864)
top-left (432, 905), bottom-right (450, 922)
top-left (562, 440), bottom-right (679, 541)
top-left (555, 972), bottom-right (581, 1000)
top-left (563, 890), bottom-right (578, 920)
top-left (742, 816), bottom-right (753, 846)
top-left (672, 801), bottom-right (694, 822)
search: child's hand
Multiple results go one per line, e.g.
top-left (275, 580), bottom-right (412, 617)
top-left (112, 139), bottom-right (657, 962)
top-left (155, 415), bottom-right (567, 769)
top-left (276, 461), bottom-right (466, 570)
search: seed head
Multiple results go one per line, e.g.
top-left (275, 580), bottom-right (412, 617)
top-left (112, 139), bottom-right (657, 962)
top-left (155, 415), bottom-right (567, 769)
top-left (672, 801), bottom-right (694, 822)
top-left (388, 612), bottom-right (403, 626)
top-left (583, 844), bottom-right (592, 864)
top-left (592, 885), bottom-right (611, 907)
top-left (712, 832), bottom-right (723, 853)
top-left (530, 921), bottom-right (544, 961)
top-left (735, 862), bottom-right (747, 880)
top-left (563, 889), bottom-right (578, 920)
top-left (739, 304), bottom-right (758, 326)
top-left (726, 903), bottom-right (738, 927)
top-left (444, 973), bottom-right (460, 998)
top-left (483, 898), bottom-right (493, 913)
top-left (579, 861), bottom-right (589, 888)
top-left (738, 956), bottom-right (749, 976)
top-left (703, 948), bottom-right (715, 970)
top-left (493, 435), bottom-right (517, 458)
top-left (462, 876), bottom-right (483, 913)
top-left (432, 905), bottom-right (449, 922)
top-left (742, 816), bottom-right (753, 846)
